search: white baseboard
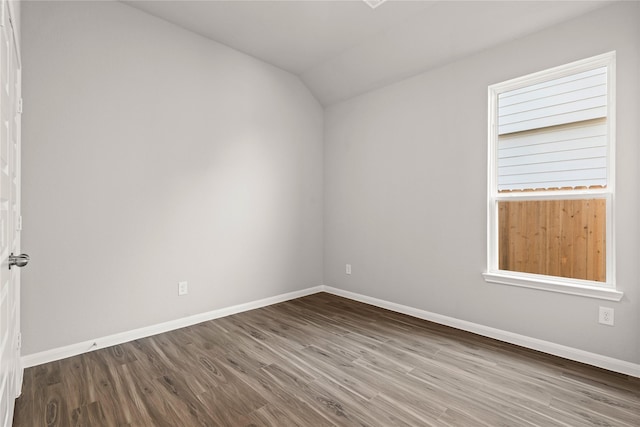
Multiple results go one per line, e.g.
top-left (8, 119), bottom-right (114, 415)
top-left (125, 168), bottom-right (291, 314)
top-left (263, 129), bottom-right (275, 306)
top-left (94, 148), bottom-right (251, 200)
top-left (323, 286), bottom-right (640, 378)
top-left (21, 285), bottom-right (323, 368)
top-left (22, 284), bottom-right (640, 378)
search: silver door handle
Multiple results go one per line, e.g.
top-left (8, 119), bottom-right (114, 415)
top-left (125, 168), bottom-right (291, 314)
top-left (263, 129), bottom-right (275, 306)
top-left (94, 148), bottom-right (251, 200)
top-left (8, 253), bottom-right (29, 269)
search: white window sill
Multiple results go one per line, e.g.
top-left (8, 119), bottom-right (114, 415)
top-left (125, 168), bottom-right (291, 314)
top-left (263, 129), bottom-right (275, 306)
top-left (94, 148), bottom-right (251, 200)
top-left (482, 272), bottom-right (623, 301)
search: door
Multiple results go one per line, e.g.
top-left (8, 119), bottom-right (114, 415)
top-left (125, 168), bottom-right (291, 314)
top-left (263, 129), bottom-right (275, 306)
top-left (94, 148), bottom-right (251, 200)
top-left (0, 0), bottom-right (23, 425)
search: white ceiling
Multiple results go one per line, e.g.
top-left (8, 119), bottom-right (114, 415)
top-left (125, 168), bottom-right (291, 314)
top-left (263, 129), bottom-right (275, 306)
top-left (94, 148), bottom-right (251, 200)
top-left (124, 0), bottom-right (613, 106)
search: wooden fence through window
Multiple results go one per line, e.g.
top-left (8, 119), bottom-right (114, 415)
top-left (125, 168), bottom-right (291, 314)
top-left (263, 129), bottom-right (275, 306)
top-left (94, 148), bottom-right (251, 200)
top-left (498, 198), bottom-right (606, 282)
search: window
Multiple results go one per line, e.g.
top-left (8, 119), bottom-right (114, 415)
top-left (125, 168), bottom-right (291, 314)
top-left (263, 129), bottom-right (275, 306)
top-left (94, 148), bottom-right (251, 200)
top-left (483, 52), bottom-right (622, 301)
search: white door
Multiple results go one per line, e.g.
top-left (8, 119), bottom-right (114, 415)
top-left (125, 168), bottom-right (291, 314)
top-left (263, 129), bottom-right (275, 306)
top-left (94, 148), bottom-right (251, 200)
top-left (0, 0), bottom-right (23, 425)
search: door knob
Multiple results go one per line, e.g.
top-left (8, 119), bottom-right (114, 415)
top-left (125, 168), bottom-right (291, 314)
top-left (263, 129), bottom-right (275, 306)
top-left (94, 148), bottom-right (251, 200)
top-left (8, 253), bottom-right (29, 269)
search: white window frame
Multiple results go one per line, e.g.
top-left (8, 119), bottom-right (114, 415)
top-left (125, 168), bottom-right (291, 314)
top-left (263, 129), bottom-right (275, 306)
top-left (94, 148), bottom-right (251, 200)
top-left (483, 52), bottom-right (622, 301)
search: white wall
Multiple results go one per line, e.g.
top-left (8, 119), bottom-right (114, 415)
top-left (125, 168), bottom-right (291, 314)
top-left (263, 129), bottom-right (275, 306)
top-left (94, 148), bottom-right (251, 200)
top-left (21, 1), bottom-right (323, 355)
top-left (324, 1), bottom-right (640, 364)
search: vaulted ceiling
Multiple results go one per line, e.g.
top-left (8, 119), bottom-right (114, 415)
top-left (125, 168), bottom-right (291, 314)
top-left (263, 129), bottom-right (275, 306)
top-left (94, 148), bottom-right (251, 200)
top-left (124, 0), bottom-right (613, 106)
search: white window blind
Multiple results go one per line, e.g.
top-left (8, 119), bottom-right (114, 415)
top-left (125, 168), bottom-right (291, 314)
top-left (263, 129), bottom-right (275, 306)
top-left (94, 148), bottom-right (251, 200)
top-left (497, 67), bottom-right (608, 191)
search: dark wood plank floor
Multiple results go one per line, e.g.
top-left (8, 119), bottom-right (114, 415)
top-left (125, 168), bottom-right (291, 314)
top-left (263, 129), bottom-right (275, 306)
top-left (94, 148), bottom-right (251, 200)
top-left (13, 292), bottom-right (640, 426)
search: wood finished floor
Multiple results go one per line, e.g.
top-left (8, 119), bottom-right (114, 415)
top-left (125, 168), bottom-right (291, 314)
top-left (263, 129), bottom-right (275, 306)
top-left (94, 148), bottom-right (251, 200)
top-left (13, 293), bottom-right (640, 426)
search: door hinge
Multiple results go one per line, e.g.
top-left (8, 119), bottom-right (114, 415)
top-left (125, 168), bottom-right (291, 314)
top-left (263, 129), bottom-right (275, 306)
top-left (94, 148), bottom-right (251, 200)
top-left (17, 332), bottom-right (21, 350)
top-left (17, 215), bottom-right (22, 231)
top-left (17, 98), bottom-right (22, 114)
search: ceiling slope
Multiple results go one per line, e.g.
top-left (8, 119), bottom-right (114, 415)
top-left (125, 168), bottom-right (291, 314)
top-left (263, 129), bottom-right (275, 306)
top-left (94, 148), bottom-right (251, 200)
top-left (124, 0), bottom-right (613, 106)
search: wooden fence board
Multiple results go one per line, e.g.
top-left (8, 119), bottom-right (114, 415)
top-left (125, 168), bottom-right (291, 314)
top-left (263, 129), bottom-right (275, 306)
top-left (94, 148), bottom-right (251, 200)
top-left (498, 199), bottom-right (605, 282)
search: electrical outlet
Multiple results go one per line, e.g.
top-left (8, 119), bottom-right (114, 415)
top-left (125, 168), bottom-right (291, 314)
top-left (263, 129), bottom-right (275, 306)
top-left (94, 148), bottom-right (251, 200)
top-left (598, 306), bottom-right (614, 326)
top-left (345, 264), bottom-right (352, 275)
top-left (178, 281), bottom-right (188, 296)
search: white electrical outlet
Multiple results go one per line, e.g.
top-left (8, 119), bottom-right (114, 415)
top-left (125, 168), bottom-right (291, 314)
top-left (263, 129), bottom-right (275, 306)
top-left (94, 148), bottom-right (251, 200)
top-left (178, 281), bottom-right (188, 296)
top-left (346, 264), bottom-right (352, 275)
top-left (598, 306), bottom-right (614, 326)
